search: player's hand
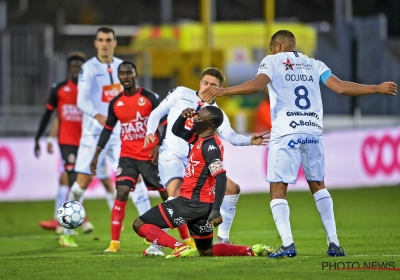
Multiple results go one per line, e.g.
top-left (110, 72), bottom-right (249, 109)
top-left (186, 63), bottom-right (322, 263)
top-left (201, 87), bottom-right (224, 102)
top-left (378, 82), bottom-right (397, 96)
top-left (94, 113), bottom-right (107, 126)
top-left (206, 210), bottom-right (223, 227)
top-left (90, 157), bottom-right (98, 176)
top-left (250, 131), bottom-right (270, 146)
top-left (47, 142), bottom-right (54, 154)
top-left (149, 145), bottom-right (160, 165)
top-left (34, 141), bottom-right (41, 158)
top-left (144, 133), bottom-right (156, 149)
top-left (181, 108), bottom-right (198, 119)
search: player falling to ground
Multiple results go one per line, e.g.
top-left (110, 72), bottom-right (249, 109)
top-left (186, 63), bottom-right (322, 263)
top-left (62, 26), bottom-right (152, 247)
top-left (134, 106), bottom-right (274, 258)
top-left (202, 30), bottom-right (398, 258)
top-left (37, 116), bottom-right (115, 234)
top-left (90, 61), bottom-right (168, 254)
top-left (144, 67), bottom-right (269, 246)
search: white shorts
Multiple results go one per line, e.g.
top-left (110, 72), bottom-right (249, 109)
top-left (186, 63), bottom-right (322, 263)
top-left (59, 156), bottom-right (109, 179)
top-left (158, 149), bottom-right (188, 187)
top-left (75, 134), bottom-right (120, 175)
top-left (267, 134), bottom-right (325, 184)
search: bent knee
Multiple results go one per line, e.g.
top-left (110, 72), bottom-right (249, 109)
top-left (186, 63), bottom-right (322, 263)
top-left (133, 217), bottom-right (144, 233)
top-left (225, 179), bottom-right (240, 195)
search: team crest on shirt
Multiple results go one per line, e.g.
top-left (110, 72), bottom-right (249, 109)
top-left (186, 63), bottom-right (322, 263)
top-left (138, 97), bottom-right (146, 106)
top-left (283, 58), bottom-right (294, 71)
top-left (116, 167), bottom-right (123, 176)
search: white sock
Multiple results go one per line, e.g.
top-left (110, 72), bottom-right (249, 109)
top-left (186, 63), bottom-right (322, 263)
top-left (270, 199), bottom-right (293, 247)
top-left (218, 194), bottom-right (239, 240)
top-left (313, 189), bottom-right (339, 246)
top-left (68, 182), bottom-right (85, 204)
top-left (55, 185), bottom-right (69, 219)
top-left (105, 190), bottom-right (116, 211)
top-left (130, 180), bottom-right (151, 215)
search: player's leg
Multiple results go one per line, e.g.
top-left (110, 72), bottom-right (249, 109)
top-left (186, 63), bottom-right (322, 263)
top-left (158, 151), bottom-right (194, 246)
top-left (39, 171), bottom-right (69, 231)
top-left (302, 135), bottom-right (345, 256)
top-left (267, 135), bottom-right (301, 258)
top-left (215, 177), bottom-right (240, 244)
top-left (134, 197), bottom-right (189, 253)
top-left (105, 157), bottom-right (138, 253)
top-left (130, 175), bottom-right (151, 216)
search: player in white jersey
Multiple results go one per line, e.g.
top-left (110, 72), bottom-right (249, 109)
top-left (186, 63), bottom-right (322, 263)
top-left (202, 30), bottom-right (397, 258)
top-left (60, 26), bottom-right (151, 247)
top-left (145, 67), bottom-right (269, 247)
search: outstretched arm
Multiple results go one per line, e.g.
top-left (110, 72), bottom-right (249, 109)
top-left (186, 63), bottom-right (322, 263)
top-left (171, 108), bottom-right (197, 143)
top-left (325, 75), bottom-right (397, 96)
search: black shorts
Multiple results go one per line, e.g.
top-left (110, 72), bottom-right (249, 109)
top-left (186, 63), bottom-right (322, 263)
top-left (116, 157), bottom-right (165, 192)
top-left (59, 145), bottom-right (78, 172)
top-left (140, 196), bottom-right (214, 250)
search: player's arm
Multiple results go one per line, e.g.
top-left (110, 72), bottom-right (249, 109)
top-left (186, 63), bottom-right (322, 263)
top-left (34, 85), bottom-right (58, 158)
top-left (47, 117), bottom-right (60, 154)
top-left (171, 108), bottom-right (198, 143)
top-left (203, 140), bottom-right (227, 227)
top-left (144, 88), bottom-right (180, 147)
top-left (90, 99), bottom-right (118, 175)
top-left (77, 64), bottom-right (105, 125)
top-left (324, 74), bottom-right (397, 96)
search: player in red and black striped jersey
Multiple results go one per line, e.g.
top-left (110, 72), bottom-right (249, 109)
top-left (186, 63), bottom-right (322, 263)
top-left (90, 61), bottom-right (168, 253)
top-left (133, 106), bottom-right (274, 258)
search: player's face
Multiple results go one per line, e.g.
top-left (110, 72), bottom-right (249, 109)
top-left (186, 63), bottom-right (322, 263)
top-left (193, 107), bottom-right (212, 134)
top-left (68, 60), bottom-right (83, 79)
top-left (198, 75), bottom-right (221, 97)
top-left (94, 31), bottom-right (117, 58)
top-left (118, 64), bottom-right (137, 89)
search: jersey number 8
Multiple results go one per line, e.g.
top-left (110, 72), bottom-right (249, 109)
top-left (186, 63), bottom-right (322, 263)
top-left (294, 85), bottom-right (311, 110)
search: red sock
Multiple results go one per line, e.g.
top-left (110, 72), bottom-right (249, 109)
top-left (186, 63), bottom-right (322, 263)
top-left (177, 224), bottom-right (191, 240)
top-left (212, 244), bottom-right (255, 256)
top-left (111, 199), bottom-right (127, 241)
top-left (138, 224), bottom-right (184, 250)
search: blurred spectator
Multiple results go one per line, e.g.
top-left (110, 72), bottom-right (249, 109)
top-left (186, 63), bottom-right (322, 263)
top-left (253, 89), bottom-right (271, 132)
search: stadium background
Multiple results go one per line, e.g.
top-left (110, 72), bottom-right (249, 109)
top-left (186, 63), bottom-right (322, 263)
top-left (0, 0), bottom-right (399, 200)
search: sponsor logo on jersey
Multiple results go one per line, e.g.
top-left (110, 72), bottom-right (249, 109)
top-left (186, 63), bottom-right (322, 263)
top-left (283, 58), bottom-right (294, 71)
top-left (259, 63), bottom-right (268, 69)
top-left (116, 101), bottom-right (124, 107)
top-left (181, 98), bottom-right (194, 103)
top-left (102, 84), bottom-right (122, 103)
top-left (63, 86), bottom-right (71, 92)
top-left (61, 104), bottom-right (82, 122)
top-left (173, 217), bottom-right (185, 226)
top-left (121, 112), bottom-right (149, 141)
top-left (289, 120), bottom-right (322, 130)
top-left (294, 63), bottom-right (313, 70)
top-left (288, 138), bottom-right (319, 148)
top-left (138, 97), bottom-right (146, 106)
top-left (286, 111), bottom-right (320, 120)
top-left (207, 145), bottom-right (217, 151)
top-left (285, 74), bottom-right (314, 82)
top-left (199, 224), bottom-right (213, 233)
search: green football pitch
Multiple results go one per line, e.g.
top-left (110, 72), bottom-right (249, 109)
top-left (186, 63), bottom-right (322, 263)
top-left (1, 186), bottom-right (399, 280)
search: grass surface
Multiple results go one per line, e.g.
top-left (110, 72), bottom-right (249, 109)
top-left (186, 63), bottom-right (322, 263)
top-left (1, 186), bottom-right (399, 279)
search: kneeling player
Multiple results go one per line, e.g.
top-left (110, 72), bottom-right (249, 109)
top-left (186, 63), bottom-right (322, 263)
top-left (133, 107), bottom-right (273, 258)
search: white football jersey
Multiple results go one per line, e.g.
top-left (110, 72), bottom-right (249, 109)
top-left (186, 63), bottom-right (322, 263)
top-left (147, 86), bottom-right (251, 158)
top-left (77, 56), bottom-right (123, 136)
top-left (257, 51), bottom-right (330, 138)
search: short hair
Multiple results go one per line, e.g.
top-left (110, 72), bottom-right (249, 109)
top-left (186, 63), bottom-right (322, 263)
top-left (67, 52), bottom-right (86, 65)
top-left (270, 30), bottom-right (296, 43)
top-left (205, 106), bottom-right (224, 129)
top-left (201, 67), bottom-right (225, 87)
top-left (118, 61), bottom-right (138, 74)
top-left (95, 26), bottom-right (116, 40)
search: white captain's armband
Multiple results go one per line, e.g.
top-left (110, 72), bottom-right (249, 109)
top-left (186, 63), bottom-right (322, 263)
top-left (208, 159), bottom-right (224, 176)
